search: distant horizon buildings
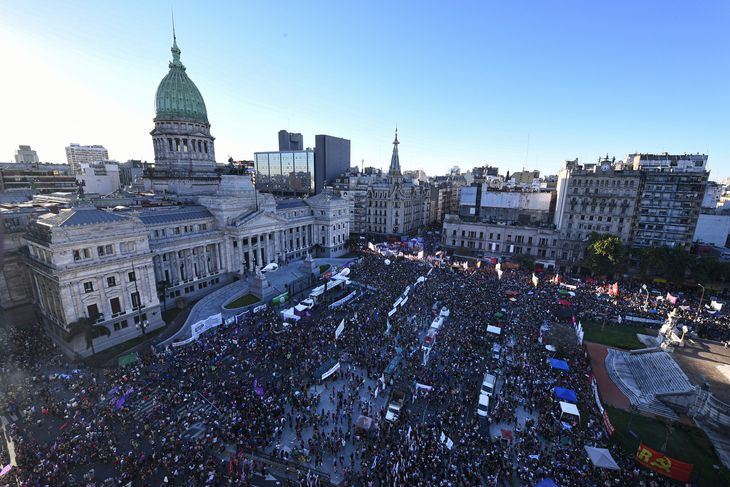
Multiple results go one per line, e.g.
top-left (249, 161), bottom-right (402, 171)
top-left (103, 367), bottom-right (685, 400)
top-left (14, 145), bottom-right (40, 164)
top-left (65, 143), bottom-right (109, 174)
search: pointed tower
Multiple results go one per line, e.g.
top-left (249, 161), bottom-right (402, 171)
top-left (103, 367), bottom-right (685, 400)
top-left (388, 128), bottom-right (402, 177)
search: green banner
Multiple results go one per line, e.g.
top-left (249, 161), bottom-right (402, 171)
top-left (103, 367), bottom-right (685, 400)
top-left (271, 292), bottom-right (289, 306)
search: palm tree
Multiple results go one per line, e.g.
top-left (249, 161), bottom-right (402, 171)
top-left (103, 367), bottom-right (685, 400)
top-left (66, 315), bottom-right (110, 356)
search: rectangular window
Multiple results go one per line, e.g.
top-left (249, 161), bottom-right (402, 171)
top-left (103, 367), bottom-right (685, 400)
top-left (131, 292), bottom-right (141, 309)
top-left (73, 250), bottom-right (81, 261)
top-left (110, 297), bottom-right (121, 314)
top-left (121, 320), bottom-right (128, 328)
top-left (107, 276), bottom-right (116, 287)
top-left (83, 282), bottom-right (94, 293)
top-left (86, 303), bottom-right (99, 319)
top-left (128, 272), bottom-right (136, 282)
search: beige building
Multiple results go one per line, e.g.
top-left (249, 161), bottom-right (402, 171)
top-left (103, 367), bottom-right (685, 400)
top-left (15, 36), bottom-right (351, 358)
top-left (442, 214), bottom-right (560, 269)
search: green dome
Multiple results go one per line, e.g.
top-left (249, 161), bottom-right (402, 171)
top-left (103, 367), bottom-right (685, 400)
top-left (154, 39), bottom-right (208, 123)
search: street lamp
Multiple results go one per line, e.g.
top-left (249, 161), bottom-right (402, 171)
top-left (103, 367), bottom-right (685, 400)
top-left (136, 319), bottom-right (149, 337)
top-left (697, 283), bottom-right (705, 319)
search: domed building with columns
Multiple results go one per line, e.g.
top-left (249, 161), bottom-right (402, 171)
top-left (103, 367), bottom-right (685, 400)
top-left (20, 36), bottom-right (350, 358)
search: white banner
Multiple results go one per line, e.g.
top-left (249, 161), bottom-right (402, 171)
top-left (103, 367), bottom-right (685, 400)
top-left (191, 313), bottom-right (223, 338)
top-left (335, 319), bottom-right (345, 339)
top-left (388, 308), bottom-right (397, 317)
top-left (329, 290), bottom-right (357, 309)
top-left (624, 315), bottom-right (665, 325)
top-left (401, 296), bottom-right (409, 306)
top-left (321, 361), bottom-right (340, 381)
top-left (171, 335), bottom-right (196, 347)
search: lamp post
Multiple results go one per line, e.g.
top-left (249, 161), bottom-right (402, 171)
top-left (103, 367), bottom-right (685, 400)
top-left (136, 319), bottom-right (148, 337)
top-left (697, 283), bottom-right (705, 319)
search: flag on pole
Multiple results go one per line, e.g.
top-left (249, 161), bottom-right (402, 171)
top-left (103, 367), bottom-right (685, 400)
top-left (532, 273), bottom-right (539, 288)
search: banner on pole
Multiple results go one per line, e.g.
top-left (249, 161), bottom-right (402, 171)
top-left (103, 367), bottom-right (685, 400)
top-left (335, 319), bottom-right (345, 339)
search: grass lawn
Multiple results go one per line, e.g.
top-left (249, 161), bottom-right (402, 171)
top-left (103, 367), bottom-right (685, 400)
top-left (319, 263), bottom-right (331, 273)
top-left (224, 293), bottom-right (259, 309)
top-left (583, 319), bottom-right (646, 350)
top-left (606, 406), bottom-right (730, 485)
top-left (85, 326), bottom-right (166, 368)
top-left (162, 306), bottom-right (186, 324)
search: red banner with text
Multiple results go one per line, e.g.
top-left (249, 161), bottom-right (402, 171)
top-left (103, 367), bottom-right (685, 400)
top-left (635, 443), bottom-right (693, 482)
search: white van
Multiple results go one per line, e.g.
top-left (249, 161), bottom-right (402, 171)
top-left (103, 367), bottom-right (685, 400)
top-left (480, 373), bottom-right (497, 397)
top-left (477, 393), bottom-right (490, 417)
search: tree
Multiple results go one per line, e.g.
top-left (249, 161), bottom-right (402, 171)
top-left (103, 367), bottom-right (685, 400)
top-left (67, 316), bottom-right (110, 355)
top-left (512, 253), bottom-right (536, 271)
top-left (584, 233), bottom-right (626, 277)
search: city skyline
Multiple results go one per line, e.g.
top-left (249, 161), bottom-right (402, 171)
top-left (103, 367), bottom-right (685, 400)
top-left (1, 0), bottom-right (728, 179)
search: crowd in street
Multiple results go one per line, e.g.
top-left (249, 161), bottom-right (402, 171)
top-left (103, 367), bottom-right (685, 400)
top-left (1, 249), bottom-right (728, 486)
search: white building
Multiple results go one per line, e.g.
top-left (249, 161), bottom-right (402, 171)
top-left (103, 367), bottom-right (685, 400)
top-left (66, 143), bottom-right (109, 174)
top-left (14, 145), bottom-right (40, 164)
top-left (76, 161), bottom-right (121, 195)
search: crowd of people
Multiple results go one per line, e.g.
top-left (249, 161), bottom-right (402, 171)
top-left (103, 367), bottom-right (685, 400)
top-left (1, 247), bottom-right (728, 486)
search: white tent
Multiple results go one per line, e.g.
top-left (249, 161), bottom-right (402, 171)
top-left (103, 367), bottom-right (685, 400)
top-left (559, 401), bottom-right (580, 421)
top-left (584, 446), bottom-right (620, 470)
top-left (294, 304), bottom-right (308, 313)
top-left (487, 325), bottom-right (502, 335)
top-left (545, 345), bottom-right (557, 352)
top-left (431, 317), bottom-right (444, 330)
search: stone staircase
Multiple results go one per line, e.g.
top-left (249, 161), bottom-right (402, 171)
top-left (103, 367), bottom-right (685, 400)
top-left (605, 348), bottom-right (694, 420)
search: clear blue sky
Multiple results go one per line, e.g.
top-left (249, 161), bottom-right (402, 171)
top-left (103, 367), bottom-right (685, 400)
top-left (1, 0), bottom-right (728, 179)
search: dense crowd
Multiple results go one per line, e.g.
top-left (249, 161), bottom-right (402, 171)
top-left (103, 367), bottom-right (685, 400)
top-left (1, 249), bottom-right (727, 486)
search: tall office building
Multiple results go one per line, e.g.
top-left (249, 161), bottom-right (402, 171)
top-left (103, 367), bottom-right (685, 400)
top-left (14, 145), bottom-right (40, 164)
top-left (65, 143), bottom-right (109, 174)
top-left (629, 153), bottom-right (709, 250)
top-left (278, 130), bottom-right (304, 151)
top-left (254, 149), bottom-right (315, 195)
top-left (314, 134), bottom-right (351, 194)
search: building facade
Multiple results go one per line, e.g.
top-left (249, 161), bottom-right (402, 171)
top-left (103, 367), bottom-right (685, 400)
top-left (442, 214), bottom-right (560, 268)
top-left (14, 145), bottom-right (40, 164)
top-left (630, 153), bottom-right (709, 250)
top-left (254, 149), bottom-right (315, 195)
top-left (77, 161), bottom-right (121, 195)
top-left (16, 35), bottom-right (351, 358)
top-left (65, 143), bottom-right (109, 174)
top-left (0, 162), bottom-right (78, 195)
top-left (314, 134), bottom-right (350, 194)
top-left (278, 130), bottom-right (304, 151)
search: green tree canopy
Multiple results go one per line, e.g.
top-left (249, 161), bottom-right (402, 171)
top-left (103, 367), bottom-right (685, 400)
top-left (585, 232), bottom-right (626, 277)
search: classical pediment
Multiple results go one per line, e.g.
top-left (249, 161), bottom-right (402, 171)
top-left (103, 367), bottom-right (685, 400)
top-left (228, 210), bottom-right (289, 231)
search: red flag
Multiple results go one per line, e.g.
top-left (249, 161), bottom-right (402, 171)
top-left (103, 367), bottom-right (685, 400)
top-left (636, 443), bottom-right (693, 482)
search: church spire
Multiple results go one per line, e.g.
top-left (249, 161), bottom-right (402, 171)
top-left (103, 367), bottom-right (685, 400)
top-left (388, 128), bottom-right (401, 176)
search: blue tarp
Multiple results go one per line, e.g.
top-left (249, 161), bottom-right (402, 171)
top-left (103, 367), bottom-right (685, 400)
top-left (535, 479), bottom-right (558, 487)
top-left (549, 358), bottom-right (569, 371)
top-left (554, 387), bottom-right (577, 403)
